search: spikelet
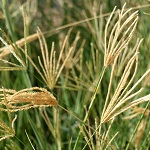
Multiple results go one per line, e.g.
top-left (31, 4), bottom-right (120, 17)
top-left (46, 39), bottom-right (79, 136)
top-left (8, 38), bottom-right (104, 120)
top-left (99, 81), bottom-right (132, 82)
top-left (104, 3), bottom-right (139, 67)
top-left (125, 106), bottom-right (150, 150)
top-left (135, 118), bottom-right (148, 150)
top-left (0, 87), bottom-right (58, 112)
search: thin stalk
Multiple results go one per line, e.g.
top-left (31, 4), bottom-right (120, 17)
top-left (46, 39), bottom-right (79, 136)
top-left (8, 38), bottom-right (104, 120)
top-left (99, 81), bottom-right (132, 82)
top-left (1, 0), bottom-right (16, 42)
top-left (21, 70), bottom-right (32, 88)
top-left (25, 111), bottom-right (46, 150)
top-left (73, 66), bottom-right (106, 150)
top-left (82, 123), bottom-right (102, 150)
top-left (55, 107), bottom-right (61, 150)
top-left (84, 66), bottom-right (106, 122)
top-left (125, 101), bottom-right (150, 150)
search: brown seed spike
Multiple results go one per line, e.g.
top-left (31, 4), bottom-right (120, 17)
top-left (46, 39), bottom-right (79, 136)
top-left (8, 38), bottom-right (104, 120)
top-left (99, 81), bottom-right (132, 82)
top-left (0, 87), bottom-right (58, 112)
top-left (11, 91), bottom-right (58, 106)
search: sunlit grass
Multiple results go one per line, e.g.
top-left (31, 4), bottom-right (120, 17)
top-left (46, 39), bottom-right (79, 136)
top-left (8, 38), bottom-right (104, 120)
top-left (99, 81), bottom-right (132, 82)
top-left (0, 0), bottom-right (150, 150)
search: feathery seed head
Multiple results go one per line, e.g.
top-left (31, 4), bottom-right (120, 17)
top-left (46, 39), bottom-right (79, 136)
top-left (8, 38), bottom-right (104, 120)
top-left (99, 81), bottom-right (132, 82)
top-left (0, 87), bottom-right (57, 112)
top-left (104, 3), bottom-right (139, 67)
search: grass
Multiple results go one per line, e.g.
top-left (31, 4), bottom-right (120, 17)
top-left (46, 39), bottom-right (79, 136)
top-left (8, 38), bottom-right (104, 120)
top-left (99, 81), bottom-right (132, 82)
top-left (0, 0), bottom-right (150, 149)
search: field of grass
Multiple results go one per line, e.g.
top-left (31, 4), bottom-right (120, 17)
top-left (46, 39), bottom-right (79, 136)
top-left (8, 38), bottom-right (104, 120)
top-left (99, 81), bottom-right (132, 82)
top-left (0, 0), bottom-right (150, 149)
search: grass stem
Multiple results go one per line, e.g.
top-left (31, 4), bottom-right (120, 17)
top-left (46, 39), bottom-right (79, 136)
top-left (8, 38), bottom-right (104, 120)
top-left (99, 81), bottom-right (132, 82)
top-left (73, 66), bottom-right (106, 150)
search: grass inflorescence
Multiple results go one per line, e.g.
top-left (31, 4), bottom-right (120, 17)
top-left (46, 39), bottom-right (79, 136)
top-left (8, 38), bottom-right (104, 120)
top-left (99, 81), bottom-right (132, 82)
top-left (0, 0), bottom-right (150, 150)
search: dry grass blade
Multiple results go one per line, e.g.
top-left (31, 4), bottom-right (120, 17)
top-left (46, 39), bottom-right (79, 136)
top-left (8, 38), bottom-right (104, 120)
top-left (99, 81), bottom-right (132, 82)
top-left (0, 87), bottom-right (57, 112)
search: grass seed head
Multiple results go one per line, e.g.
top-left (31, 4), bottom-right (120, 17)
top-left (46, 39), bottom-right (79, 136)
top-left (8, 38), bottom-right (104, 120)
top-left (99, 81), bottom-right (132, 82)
top-left (104, 3), bottom-right (139, 67)
top-left (0, 87), bottom-right (58, 112)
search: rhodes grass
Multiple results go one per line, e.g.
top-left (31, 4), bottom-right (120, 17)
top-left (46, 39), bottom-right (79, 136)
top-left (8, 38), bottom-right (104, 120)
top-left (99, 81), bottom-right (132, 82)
top-left (0, 0), bottom-right (150, 150)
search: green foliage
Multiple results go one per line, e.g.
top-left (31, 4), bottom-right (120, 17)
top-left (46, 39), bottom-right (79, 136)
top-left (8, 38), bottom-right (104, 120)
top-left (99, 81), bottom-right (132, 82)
top-left (0, 0), bottom-right (150, 149)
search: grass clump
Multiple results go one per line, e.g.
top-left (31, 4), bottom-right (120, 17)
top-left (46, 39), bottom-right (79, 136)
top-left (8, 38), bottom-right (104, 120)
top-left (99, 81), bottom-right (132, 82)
top-left (0, 0), bottom-right (150, 150)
